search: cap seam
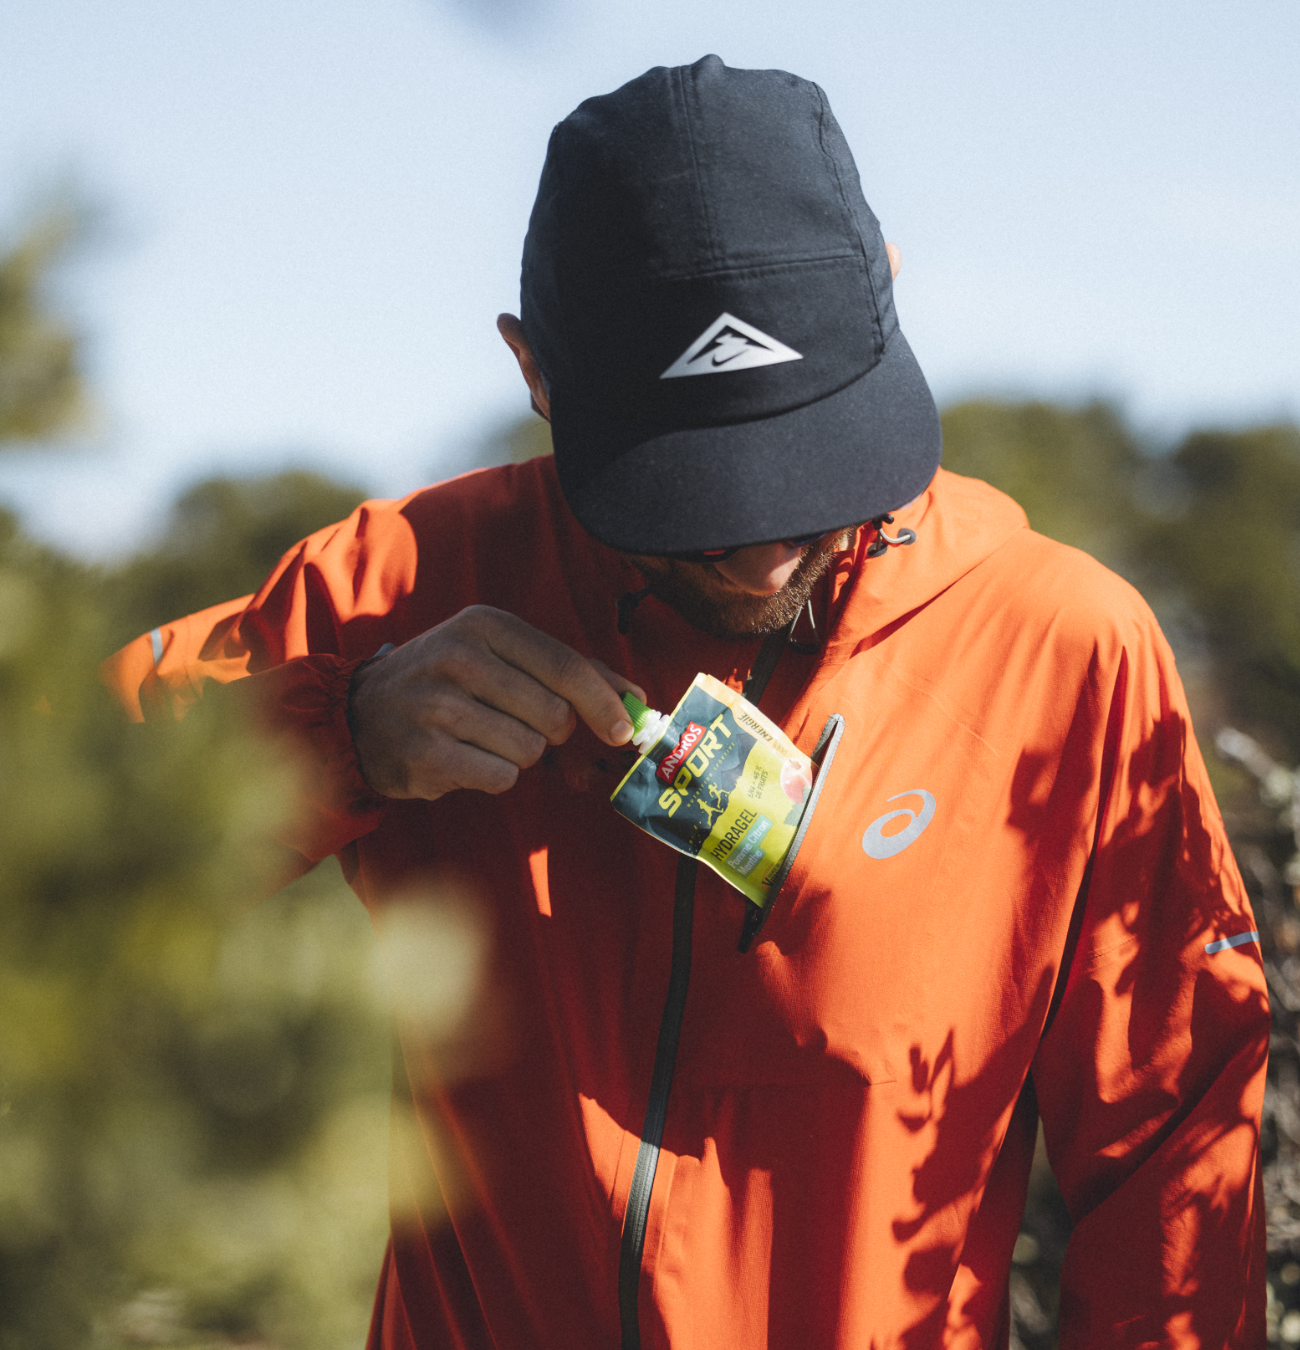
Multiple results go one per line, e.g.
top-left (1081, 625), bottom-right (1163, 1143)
top-left (546, 120), bottom-right (580, 391)
top-left (675, 63), bottom-right (718, 272)
top-left (815, 83), bottom-right (869, 279)
top-left (648, 250), bottom-right (862, 282)
top-left (814, 83), bottom-right (883, 355)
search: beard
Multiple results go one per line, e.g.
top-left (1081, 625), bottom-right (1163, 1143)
top-left (625, 530), bottom-right (852, 641)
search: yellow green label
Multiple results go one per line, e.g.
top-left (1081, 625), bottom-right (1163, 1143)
top-left (610, 673), bottom-right (814, 907)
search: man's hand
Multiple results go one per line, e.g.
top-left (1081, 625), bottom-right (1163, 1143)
top-left (348, 606), bottom-right (642, 800)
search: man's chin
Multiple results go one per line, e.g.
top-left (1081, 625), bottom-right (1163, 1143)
top-left (661, 585), bottom-right (807, 641)
top-left (627, 533), bottom-right (846, 642)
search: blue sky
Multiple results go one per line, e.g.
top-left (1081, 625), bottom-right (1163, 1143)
top-left (2, 0), bottom-right (1297, 556)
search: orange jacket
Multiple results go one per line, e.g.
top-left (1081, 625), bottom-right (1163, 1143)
top-left (104, 460), bottom-right (1268, 1348)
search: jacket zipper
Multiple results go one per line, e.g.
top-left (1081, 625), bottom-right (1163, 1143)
top-left (616, 851), bottom-right (700, 1350)
top-left (617, 624), bottom-right (841, 1348)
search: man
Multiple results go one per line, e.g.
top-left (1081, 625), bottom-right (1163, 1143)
top-left (105, 56), bottom-right (1268, 1348)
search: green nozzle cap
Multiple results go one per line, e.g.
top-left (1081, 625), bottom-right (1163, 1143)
top-left (621, 690), bottom-right (658, 737)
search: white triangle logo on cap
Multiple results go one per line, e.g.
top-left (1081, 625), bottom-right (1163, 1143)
top-left (660, 312), bottom-right (803, 379)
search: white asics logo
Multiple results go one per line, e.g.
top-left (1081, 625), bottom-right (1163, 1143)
top-left (862, 790), bottom-right (936, 859)
top-left (660, 312), bottom-right (802, 379)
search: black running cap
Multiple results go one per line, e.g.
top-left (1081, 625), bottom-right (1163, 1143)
top-left (521, 55), bottom-right (942, 556)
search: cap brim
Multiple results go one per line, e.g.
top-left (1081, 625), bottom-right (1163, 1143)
top-left (550, 329), bottom-right (942, 555)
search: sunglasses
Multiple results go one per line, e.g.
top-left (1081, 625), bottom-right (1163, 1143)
top-left (663, 528), bottom-right (851, 566)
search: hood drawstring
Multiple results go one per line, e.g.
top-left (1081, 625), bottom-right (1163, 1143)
top-left (616, 587), bottom-right (652, 635)
top-left (789, 597), bottom-right (821, 655)
top-left (866, 513), bottom-right (918, 558)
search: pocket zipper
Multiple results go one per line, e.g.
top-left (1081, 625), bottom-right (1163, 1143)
top-left (737, 711), bottom-right (846, 953)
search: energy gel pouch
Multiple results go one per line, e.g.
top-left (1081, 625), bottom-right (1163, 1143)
top-left (610, 673), bottom-right (814, 908)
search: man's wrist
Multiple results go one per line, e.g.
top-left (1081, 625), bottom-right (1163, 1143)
top-left (345, 643), bottom-right (395, 793)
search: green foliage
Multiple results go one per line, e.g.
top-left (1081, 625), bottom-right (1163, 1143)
top-left (0, 212), bottom-right (87, 444)
top-left (462, 410), bottom-right (552, 474)
top-left (0, 505), bottom-right (389, 1348)
top-left (106, 470), bottom-right (369, 651)
top-left (501, 414), bottom-right (552, 463)
top-left (940, 399), bottom-right (1143, 573)
top-left (1138, 425), bottom-right (1300, 756)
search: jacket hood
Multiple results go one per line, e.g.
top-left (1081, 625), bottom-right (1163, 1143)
top-left (821, 467), bottom-right (1030, 662)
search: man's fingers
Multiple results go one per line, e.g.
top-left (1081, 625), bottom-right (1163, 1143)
top-left (405, 730), bottom-right (523, 799)
top-left (350, 607), bottom-right (645, 803)
top-left (448, 651), bottom-right (578, 746)
top-left (417, 687), bottom-right (550, 768)
top-left (469, 608), bottom-right (638, 747)
top-left (589, 658), bottom-right (647, 706)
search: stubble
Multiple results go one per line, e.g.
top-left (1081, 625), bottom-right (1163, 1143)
top-left (625, 530), bottom-right (852, 642)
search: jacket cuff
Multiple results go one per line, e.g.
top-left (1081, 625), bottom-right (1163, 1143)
top-left (231, 654), bottom-right (388, 863)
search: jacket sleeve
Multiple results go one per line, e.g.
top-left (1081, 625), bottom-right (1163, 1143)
top-left (1031, 616), bottom-right (1270, 1347)
top-left (99, 498), bottom-right (422, 867)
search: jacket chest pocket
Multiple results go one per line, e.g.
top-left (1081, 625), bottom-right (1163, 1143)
top-left (673, 695), bottom-right (1018, 1094)
top-left (674, 713), bottom-right (901, 1089)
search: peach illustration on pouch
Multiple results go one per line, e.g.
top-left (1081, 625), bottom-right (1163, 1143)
top-left (781, 758), bottom-right (812, 803)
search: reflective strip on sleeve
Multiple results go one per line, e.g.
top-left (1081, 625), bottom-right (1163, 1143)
top-left (149, 628), bottom-right (164, 666)
top-left (1205, 930), bottom-right (1260, 955)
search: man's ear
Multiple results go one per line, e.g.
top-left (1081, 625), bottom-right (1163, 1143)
top-left (497, 314), bottom-right (551, 421)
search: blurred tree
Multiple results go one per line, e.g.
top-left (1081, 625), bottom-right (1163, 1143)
top-left (447, 409), bottom-right (552, 478)
top-left (1137, 425), bottom-right (1300, 759)
top-left (0, 211), bottom-right (87, 444)
top-left (106, 470), bottom-right (370, 652)
top-left (940, 399), bottom-right (1144, 575)
top-left (0, 499), bottom-right (390, 1349)
top-left (500, 414), bottom-right (552, 463)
